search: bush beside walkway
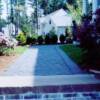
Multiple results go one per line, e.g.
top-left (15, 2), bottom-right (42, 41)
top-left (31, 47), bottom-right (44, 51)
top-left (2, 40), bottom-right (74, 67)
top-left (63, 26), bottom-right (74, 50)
top-left (0, 46), bottom-right (28, 71)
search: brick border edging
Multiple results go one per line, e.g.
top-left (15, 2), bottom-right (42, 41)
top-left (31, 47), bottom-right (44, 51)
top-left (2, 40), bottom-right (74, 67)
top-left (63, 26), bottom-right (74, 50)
top-left (0, 84), bottom-right (100, 95)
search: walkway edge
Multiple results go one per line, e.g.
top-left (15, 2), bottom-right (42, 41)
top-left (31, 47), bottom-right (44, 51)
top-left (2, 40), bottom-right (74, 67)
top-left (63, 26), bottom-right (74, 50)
top-left (0, 75), bottom-right (100, 87)
top-left (56, 46), bottom-right (83, 74)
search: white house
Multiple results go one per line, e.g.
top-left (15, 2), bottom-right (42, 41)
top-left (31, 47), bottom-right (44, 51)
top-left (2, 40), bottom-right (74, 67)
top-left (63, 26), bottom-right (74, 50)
top-left (38, 9), bottom-right (72, 36)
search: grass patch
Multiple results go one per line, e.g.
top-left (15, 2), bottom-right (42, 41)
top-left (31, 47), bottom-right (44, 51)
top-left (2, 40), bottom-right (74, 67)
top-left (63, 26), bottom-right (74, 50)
top-left (3, 45), bottom-right (28, 56)
top-left (13, 45), bottom-right (28, 54)
top-left (60, 44), bottom-right (83, 65)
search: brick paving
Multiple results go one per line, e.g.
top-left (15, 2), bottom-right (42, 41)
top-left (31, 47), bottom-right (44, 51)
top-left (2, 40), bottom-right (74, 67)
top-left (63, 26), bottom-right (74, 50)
top-left (0, 84), bottom-right (100, 94)
top-left (0, 92), bottom-right (100, 100)
top-left (0, 84), bottom-right (100, 100)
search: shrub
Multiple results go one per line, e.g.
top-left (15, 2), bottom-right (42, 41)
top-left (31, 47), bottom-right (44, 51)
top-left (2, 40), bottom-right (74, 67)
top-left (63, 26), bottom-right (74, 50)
top-left (49, 28), bottom-right (58, 44)
top-left (65, 28), bottom-right (69, 37)
top-left (45, 32), bottom-right (58, 44)
top-left (0, 33), bottom-right (17, 55)
top-left (31, 34), bottom-right (37, 44)
top-left (0, 46), bottom-right (6, 55)
top-left (79, 9), bottom-right (100, 70)
top-left (16, 32), bottom-right (26, 45)
top-left (26, 36), bottom-right (33, 44)
top-left (50, 34), bottom-right (58, 44)
top-left (45, 34), bottom-right (51, 44)
top-left (32, 37), bottom-right (37, 44)
top-left (59, 34), bottom-right (65, 44)
top-left (26, 36), bottom-right (37, 44)
top-left (66, 37), bottom-right (73, 44)
top-left (38, 35), bottom-right (44, 44)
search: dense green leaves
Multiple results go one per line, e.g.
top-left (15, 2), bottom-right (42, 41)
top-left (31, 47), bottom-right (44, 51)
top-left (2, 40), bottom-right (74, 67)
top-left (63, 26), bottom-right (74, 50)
top-left (38, 0), bottom-right (67, 14)
top-left (0, 0), bottom-right (2, 16)
top-left (0, 19), bottom-right (6, 31)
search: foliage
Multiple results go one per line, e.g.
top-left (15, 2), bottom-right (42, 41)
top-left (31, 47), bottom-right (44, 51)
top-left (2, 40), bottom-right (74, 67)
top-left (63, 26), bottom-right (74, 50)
top-left (0, 46), bottom-right (13, 56)
top-left (66, 37), bottom-right (73, 44)
top-left (45, 33), bottom-right (58, 44)
top-left (26, 36), bottom-right (34, 44)
top-left (51, 34), bottom-right (58, 44)
top-left (66, 0), bottom-right (82, 24)
top-left (0, 0), bottom-right (2, 16)
top-left (13, 46), bottom-right (28, 54)
top-left (16, 32), bottom-right (26, 45)
top-left (38, 35), bottom-right (44, 44)
top-left (0, 45), bottom-right (28, 56)
top-left (49, 28), bottom-right (58, 44)
top-left (59, 34), bottom-right (65, 44)
top-left (65, 28), bottom-right (69, 37)
top-left (26, 34), bottom-right (38, 44)
top-left (9, 0), bottom-right (32, 36)
top-left (0, 33), bottom-right (18, 55)
top-left (79, 9), bottom-right (100, 70)
top-left (0, 19), bottom-right (6, 31)
top-left (0, 46), bottom-right (8, 56)
top-left (19, 15), bottom-right (31, 35)
top-left (67, 0), bottom-right (76, 6)
top-left (38, 0), bottom-right (67, 14)
top-left (45, 34), bottom-right (51, 44)
top-left (79, 26), bottom-right (100, 70)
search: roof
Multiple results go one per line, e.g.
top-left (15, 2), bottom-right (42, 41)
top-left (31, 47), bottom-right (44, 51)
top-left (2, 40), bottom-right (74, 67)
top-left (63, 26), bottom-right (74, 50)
top-left (47, 9), bottom-right (67, 17)
top-left (39, 9), bottom-right (72, 26)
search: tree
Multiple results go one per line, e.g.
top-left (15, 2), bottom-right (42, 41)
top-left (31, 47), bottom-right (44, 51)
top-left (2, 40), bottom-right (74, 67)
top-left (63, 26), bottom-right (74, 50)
top-left (66, 0), bottom-right (82, 23)
top-left (8, 0), bottom-right (32, 35)
top-left (0, 0), bottom-right (2, 18)
top-left (0, 0), bottom-right (2, 31)
top-left (67, 0), bottom-right (76, 5)
top-left (38, 0), bottom-right (67, 14)
top-left (39, 0), bottom-right (48, 10)
top-left (0, 0), bottom-right (6, 31)
top-left (0, 19), bottom-right (6, 31)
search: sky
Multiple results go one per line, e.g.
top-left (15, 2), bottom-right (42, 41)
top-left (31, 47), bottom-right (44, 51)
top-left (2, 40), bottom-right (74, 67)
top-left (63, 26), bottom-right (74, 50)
top-left (1, 0), bottom-right (92, 20)
top-left (89, 0), bottom-right (92, 3)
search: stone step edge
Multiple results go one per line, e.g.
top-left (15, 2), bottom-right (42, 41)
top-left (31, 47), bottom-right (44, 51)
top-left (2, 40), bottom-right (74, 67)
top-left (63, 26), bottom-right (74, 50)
top-left (0, 84), bottom-right (100, 95)
top-left (0, 74), bottom-right (100, 87)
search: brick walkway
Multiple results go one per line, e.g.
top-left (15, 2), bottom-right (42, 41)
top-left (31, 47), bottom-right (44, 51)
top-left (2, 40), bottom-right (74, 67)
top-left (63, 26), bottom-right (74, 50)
top-left (0, 84), bottom-right (100, 100)
top-left (0, 45), bottom-right (83, 76)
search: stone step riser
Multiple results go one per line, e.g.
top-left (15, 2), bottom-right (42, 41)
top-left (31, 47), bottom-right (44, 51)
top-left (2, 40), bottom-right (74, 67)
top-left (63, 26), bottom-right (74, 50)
top-left (0, 92), bottom-right (100, 100)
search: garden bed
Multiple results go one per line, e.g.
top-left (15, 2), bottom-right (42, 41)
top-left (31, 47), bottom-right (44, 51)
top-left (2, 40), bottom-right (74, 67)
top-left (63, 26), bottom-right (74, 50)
top-left (0, 46), bottom-right (28, 71)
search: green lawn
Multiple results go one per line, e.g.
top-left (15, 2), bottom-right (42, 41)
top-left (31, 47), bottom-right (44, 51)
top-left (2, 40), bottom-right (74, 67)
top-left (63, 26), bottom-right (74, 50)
top-left (13, 46), bottom-right (28, 54)
top-left (4, 46), bottom-right (28, 55)
top-left (60, 44), bottom-right (83, 65)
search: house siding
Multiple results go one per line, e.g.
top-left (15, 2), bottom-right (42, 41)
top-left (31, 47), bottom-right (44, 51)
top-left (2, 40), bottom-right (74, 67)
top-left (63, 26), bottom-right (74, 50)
top-left (57, 27), bottom-right (66, 37)
top-left (38, 9), bottom-right (72, 36)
